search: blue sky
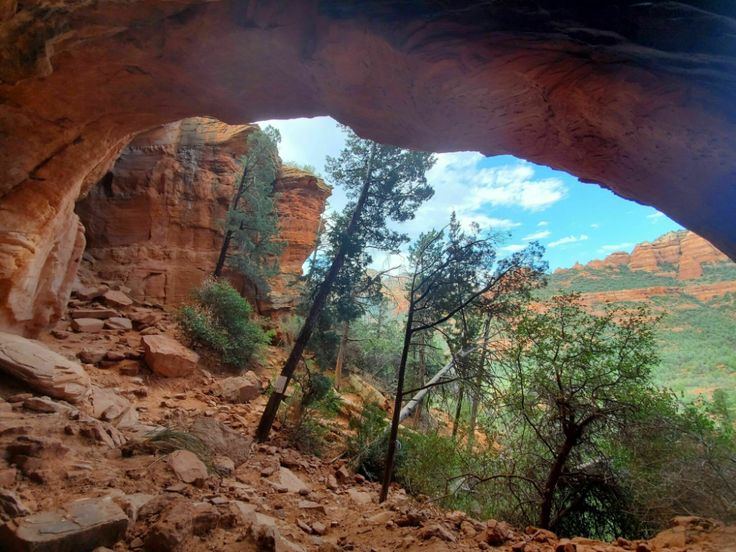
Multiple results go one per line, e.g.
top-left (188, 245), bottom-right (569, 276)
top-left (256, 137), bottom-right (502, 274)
top-left (261, 116), bottom-right (682, 272)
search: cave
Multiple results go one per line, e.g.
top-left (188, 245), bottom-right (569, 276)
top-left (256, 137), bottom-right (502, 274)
top-left (1, 1), bottom-right (735, 334)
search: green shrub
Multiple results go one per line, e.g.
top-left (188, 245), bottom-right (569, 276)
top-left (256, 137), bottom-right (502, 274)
top-left (346, 403), bottom-right (406, 481)
top-left (179, 278), bottom-right (271, 369)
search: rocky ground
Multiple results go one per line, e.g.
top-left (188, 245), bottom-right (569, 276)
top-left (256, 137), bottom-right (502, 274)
top-left (0, 281), bottom-right (734, 551)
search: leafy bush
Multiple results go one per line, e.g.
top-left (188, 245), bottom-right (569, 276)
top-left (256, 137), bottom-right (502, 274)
top-left (179, 278), bottom-right (271, 369)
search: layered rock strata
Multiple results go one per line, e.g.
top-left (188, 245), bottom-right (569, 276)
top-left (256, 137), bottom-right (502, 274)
top-left (75, 118), bottom-right (330, 316)
top-left (1, 1), bottom-right (736, 335)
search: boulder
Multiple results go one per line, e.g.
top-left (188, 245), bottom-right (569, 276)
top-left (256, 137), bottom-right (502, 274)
top-left (104, 317), bottom-right (132, 331)
top-left (168, 450), bottom-right (208, 486)
top-left (102, 290), bottom-right (133, 308)
top-left (0, 332), bottom-right (91, 403)
top-left (141, 335), bottom-right (199, 377)
top-left (217, 372), bottom-right (261, 403)
top-left (143, 498), bottom-right (219, 552)
top-left (0, 497), bottom-right (128, 551)
top-left (71, 318), bottom-right (105, 333)
top-left (189, 417), bottom-right (252, 467)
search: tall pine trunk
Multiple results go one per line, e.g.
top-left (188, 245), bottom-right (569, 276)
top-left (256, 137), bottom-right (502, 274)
top-left (334, 320), bottom-right (349, 390)
top-left (379, 303), bottom-right (414, 502)
top-left (213, 229), bottom-right (234, 277)
top-left (254, 145), bottom-right (376, 442)
top-left (451, 384), bottom-right (464, 439)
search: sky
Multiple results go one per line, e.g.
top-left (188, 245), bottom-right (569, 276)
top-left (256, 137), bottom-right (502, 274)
top-left (261, 116), bottom-right (683, 272)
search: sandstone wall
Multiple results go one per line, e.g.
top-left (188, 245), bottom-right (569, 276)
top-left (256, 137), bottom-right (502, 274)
top-left (1, 1), bottom-right (735, 334)
top-left (76, 118), bottom-right (330, 317)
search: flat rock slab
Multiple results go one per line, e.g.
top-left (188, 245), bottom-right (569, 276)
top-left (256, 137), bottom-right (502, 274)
top-left (69, 308), bottom-right (118, 320)
top-left (104, 317), bottom-right (132, 331)
top-left (0, 497), bottom-right (128, 552)
top-left (141, 335), bottom-right (198, 377)
top-left (102, 290), bottom-right (133, 308)
top-left (0, 331), bottom-right (91, 403)
top-left (71, 318), bottom-right (104, 333)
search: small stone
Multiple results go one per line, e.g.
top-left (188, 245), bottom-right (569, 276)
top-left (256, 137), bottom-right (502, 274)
top-left (213, 456), bottom-right (235, 475)
top-left (105, 351), bottom-right (126, 361)
top-left (0, 490), bottom-right (30, 519)
top-left (118, 360), bottom-right (140, 376)
top-left (6, 393), bottom-right (32, 403)
top-left (105, 317), bottom-right (133, 330)
top-left (78, 349), bottom-right (106, 364)
top-left (335, 465), bottom-right (351, 483)
top-left (277, 467), bottom-right (309, 494)
top-left (297, 519), bottom-right (313, 534)
top-left (71, 318), bottom-right (105, 333)
top-left (556, 543), bottom-right (577, 552)
top-left (326, 474), bottom-right (339, 491)
top-left (51, 329), bottom-right (70, 340)
top-left (168, 450), bottom-right (208, 486)
top-left (311, 521), bottom-right (327, 535)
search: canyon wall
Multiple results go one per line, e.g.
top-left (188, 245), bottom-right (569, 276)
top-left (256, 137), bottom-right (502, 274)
top-left (76, 117), bottom-right (330, 317)
top-left (1, 1), bottom-right (735, 334)
top-left (566, 231), bottom-right (730, 280)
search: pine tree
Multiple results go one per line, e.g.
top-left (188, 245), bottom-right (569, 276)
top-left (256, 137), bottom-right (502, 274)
top-left (379, 213), bottom-right (546, 502)
top-left (255, 126), bottom-right (435, 442)
top-left (214, 126), bottom-right (283, 303)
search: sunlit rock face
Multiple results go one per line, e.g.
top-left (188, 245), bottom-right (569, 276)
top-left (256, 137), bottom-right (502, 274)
top-left (76, 117), bottom-right (330, 316)
top-left (1, 1), bottom-right (735, 333)
top-left (560, 231), bottom-right (730, 281)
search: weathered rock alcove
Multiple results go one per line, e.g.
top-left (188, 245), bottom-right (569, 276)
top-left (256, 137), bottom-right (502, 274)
top-left (76, 117), bottom-right (330, 317)
top-left (1, 1), bottom-right (735, 334)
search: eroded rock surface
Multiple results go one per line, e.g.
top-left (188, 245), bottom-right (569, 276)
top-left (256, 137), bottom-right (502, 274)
top-left (0, 331), bottom-right (91, 403)
top-left (1, 2), bottom-right (736, 335)
top-left (76, 117), bottom-right (330, 317)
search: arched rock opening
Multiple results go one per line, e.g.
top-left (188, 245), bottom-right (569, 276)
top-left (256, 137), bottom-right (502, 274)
top-left (1, 1), bottom-right (735, 333)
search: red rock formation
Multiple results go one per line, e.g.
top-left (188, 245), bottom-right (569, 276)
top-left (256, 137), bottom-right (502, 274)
top-left (574, 231), bottom-right (730, 281)
top-left (76, 118), bottom-right (330, 317)
top-left (1, 1), bottom-right (736, 335)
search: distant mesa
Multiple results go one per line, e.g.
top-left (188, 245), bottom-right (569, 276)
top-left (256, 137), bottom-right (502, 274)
top-left (557, 231), bottom-right (730, 281)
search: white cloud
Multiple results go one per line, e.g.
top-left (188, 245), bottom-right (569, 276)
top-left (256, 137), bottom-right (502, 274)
top-left (500, 244), bottom-right (526, 253)
top-left (647, 211), bottom-right (665, 221)
top-left (537, 220), bottom-right (549, 227)
top-left (458, 214), bottom-right (520, 232)
top-left (548, 234), bottom-right (589, 248)
top-left (590, 223), bottom-right (600, 229)
top-left (599, 242), bottom-right (634, 253)
top-left (522, 230), bottom-right (551, 241)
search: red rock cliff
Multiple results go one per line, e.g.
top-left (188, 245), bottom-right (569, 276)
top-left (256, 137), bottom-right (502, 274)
top-left (76, 117), bottom-right (330, 316)
top-left (1, 1), bottom-right (736, 337)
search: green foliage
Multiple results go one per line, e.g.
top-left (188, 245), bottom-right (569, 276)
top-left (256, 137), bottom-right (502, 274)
top-left (219, 126), bottom-right (284, 296)
top-left (346, 403), bottom-right (402, 481)
top-left (544, 260), bottom-right (736, 409)
top-left (178, 278), bottom-right (271, 369)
